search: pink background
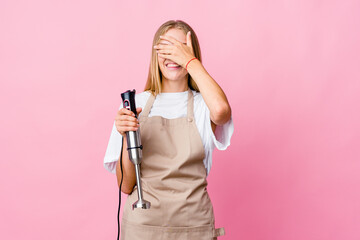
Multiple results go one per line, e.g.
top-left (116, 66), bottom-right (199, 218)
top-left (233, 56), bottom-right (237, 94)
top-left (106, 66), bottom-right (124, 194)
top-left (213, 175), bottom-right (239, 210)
top-left (1, 1), bottom-right (359, 239)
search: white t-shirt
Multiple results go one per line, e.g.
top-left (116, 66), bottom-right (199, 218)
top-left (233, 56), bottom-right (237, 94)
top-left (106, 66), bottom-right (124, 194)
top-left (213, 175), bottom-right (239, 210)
top-left (103, 90), bottom-right (234, 176)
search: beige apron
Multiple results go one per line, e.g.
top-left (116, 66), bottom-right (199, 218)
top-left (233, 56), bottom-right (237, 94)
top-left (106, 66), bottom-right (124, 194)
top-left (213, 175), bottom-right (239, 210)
top-left (121, 89), bottom-right (225, 240)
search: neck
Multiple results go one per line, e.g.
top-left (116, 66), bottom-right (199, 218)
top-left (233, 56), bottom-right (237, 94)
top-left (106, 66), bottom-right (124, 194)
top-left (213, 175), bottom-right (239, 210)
top-left (161, 77), bottom-right (188, 93)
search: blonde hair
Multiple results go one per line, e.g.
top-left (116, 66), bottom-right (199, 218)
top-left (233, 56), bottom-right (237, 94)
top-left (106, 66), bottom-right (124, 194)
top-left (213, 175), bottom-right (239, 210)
top-left (144, 20), bottom-right (202, 95)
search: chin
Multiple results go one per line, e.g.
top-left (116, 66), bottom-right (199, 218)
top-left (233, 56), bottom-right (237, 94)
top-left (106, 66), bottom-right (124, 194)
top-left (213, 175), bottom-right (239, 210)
top-left (163, 72), bottom-right (188, 81)
top-left (166, 77), bottom-right (186, 81)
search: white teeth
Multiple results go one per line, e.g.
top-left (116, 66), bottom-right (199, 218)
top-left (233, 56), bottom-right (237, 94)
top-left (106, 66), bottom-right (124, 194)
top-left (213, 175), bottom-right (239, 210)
top-left (167, 64), bottom-right (179, 67)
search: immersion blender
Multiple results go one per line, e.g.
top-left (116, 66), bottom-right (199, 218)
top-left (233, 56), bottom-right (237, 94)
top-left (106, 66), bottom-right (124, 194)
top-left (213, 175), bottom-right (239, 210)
top-left (121, 90), bottom-right (151, 210)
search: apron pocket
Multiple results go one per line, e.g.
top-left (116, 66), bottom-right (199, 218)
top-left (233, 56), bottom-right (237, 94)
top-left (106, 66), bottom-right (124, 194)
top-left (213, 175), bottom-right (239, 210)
top-left (121, 218), bottom-right (218, 240)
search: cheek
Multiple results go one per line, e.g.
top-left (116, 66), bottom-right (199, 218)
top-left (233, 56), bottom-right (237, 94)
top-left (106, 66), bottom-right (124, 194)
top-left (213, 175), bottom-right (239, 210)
top-left (157, 55), bottom-right (166, 68)
top-left (157, 55), bottom-right (165, 65)
top-left (157, 56), bottom-right (165, 73)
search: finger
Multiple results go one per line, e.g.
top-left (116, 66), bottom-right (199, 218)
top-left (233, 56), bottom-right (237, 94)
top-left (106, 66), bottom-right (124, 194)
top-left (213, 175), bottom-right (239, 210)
top-left (116, 122), bottom-right (139, 132)
top-left (157, 53), bottom-right (171, 59)
top-left (119, 107), bottom-right (136, 116)
top-left (155, 45), bottom-right (175, 55)
top-left (116, 114), bottom-right (138, 122)
top-left (156, 49), bottom-right (171, 55)
top-left (116, 120), bottom-right (139, 128)
top-left (159, 35), bottom-right (180, 45)
top-left (154, 44), bottom-right (172, 50)
top-left (186, 31), bottom-right (192, 48)
top-left (136, 107), bottom-right (142, 115)
top-left (117, 126), bottom-right (139, 134)
top-left (158, 54), bottom-right (166, 60)
top-left (114, 114), bottom-right (139, 124)
top-left (158, 39), bottom-right (173, 46)
top-left (119, 107), bottom-right (134, 116)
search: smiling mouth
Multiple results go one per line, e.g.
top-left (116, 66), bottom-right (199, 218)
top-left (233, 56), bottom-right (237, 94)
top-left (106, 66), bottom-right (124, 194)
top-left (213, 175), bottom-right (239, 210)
top-left (166, 63), bottom-right (181, 69)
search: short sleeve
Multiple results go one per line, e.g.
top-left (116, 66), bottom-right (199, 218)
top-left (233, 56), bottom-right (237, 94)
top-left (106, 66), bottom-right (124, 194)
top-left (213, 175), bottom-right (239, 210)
top-left (205, 105), bottom-right (234, 150)
top-left (103, 103), bottom-right (123, 174)
top-left (193, 92), bottom-right (234, 175)
top-left (103, 92), bottom-right (149, 174)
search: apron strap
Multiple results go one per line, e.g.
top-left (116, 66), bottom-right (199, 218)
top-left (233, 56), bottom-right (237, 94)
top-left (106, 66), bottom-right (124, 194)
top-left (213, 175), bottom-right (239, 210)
top-left (213, 227), bottom-right (225, 237)
top-left (187, 89), bottom-right (194, 120)
top-left (141, 91), bottom-right (156, 117)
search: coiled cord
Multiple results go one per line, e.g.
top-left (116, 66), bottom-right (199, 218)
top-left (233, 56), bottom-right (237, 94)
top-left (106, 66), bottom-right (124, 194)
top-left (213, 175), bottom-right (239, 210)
top-left (117, 137), bottom-right (124, 240)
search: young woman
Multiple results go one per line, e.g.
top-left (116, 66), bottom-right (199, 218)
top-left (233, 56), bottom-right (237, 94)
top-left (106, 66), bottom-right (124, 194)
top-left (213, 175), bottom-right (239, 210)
top-left (104, 20), bottom-right (234, 240)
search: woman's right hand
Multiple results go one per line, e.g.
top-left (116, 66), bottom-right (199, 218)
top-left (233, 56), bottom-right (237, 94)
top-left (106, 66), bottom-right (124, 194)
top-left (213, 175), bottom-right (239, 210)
top-left (115, 107), bottom-right (142, 137)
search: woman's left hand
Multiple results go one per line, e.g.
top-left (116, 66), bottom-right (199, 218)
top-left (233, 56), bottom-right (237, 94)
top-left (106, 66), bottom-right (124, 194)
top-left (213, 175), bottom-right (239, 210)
top-left (154, 31), bottom-right (195, 69)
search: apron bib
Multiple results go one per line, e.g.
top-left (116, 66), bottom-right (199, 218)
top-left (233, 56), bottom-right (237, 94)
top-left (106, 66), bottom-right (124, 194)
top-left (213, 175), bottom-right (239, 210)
top-left (121, 89), bottom-right (225, 240)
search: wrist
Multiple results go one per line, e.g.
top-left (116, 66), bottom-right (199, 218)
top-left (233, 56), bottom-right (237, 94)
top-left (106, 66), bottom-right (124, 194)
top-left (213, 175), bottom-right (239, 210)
top-left (186, 58), bottom-right (201, 72)
top-left (185, 57), bottom-right (198, 71)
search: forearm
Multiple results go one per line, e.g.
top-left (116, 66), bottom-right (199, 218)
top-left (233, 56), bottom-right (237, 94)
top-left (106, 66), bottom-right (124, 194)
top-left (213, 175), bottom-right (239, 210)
top-left (116, 136), bottom-right (136, 194)
top-left (187, 59), bottom-right (231, 125)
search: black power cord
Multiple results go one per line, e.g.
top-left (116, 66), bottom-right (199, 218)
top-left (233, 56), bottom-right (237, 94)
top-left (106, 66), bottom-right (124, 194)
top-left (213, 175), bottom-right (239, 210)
top-left (117, 137), bottom-right (124, 240)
